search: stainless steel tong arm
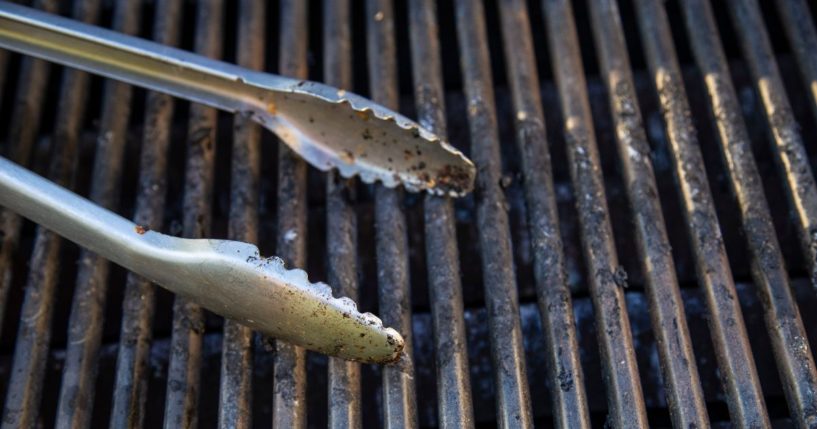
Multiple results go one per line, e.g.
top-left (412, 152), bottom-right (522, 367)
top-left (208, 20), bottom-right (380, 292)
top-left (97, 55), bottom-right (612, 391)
top-left (0, 156), bottom-right (404, 363)
top-left (0, 1), bottom-right (475, 196)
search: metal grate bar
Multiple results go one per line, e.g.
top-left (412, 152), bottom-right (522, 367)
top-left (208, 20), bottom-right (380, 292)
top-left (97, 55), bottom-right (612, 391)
top-left (408, 0), bottom-right (475, 427)
top-left (541, 0), bottom-right (648, 426)
top-left (453, 0), bottom-right (534, 427)
top-left (272, 0), bottom-right (308, 427)
top-left (632, 0), bottom-right (771, 425)
top-left (587, 0), bottom-right (709, 426)
top-left (775, 0), bottom-right (817, 128)
top-left (366, 1), bottom-right (419, 427)
top-left (322, 1), bottom-right (362, 428)
top-left (722, 1), bottom-right (817, 424)
top-left (727, 0), bottom-right (817, 296)
top-left (496, 1), bottom-right (590, 427)
top-left (0, 0), bottom-right (58, 336)
top-left (54, 0), bottom-right (140, 426)
top-left (163, 0), bottom-right (222, 426)
top-left (217, 1), bottom-right (265, 428)
top-left (109, 1), bottom-right (181, 426)
top-left (0, 0), bottom-right (100, 426)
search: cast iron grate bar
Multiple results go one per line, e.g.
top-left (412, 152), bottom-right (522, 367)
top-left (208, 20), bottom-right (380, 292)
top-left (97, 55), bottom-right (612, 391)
top-left (454, 0), bottom-right (535, 426)
top-left (587, 0), bottom-right (709, 426)
top-left (366, 1), bottom-right (419, 427)
top-left (273, 0), bottom-right (309, 426)
top-left (409, 0), bottom-right (475, 427)
top-left (633, 0), bottom-right (773, 425)
top-left (109, 0), bottom-right (181, 426)
top-left (217, 0), bottom-right (265, 427)
top-left (0, 0), bottom-right (58, 339)
top-left (163, 0), bottom-right (222, 426)
top-left (542, 0), bottom-right (649, 426)
top-left (54, 0), bottom-right (141, 426)
top-left (1, 0), bottom-right (101, 426)
top-left (776, 0), bottom-right (817, 124)
top-left (728, 0), bottom-right (817, 298)
top-left (323, 1), bottom-right (362, 427)
top-left (724, 0), bottom-right (817, 423)
top-left (496, 0), bottom-right (592, 427)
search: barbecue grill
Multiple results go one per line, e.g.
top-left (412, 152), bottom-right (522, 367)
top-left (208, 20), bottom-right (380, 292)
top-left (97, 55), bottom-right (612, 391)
top-left (0, 0), bottom-right (816, 427)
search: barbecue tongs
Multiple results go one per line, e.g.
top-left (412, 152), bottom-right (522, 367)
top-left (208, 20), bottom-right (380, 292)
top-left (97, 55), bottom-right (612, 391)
top-left (0, 2), bottom-right (476, 364)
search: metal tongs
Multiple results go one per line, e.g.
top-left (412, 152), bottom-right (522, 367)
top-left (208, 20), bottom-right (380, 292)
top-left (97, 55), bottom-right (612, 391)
top-left (0, 2), bottom-right (475, 195)
top-left (0, 158), bottom-right (403, 363)
top-left (0, 2), bottom-right (476, 363)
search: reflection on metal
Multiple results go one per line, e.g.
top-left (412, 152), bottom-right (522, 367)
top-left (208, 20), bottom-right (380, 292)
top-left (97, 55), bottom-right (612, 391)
top-left (0, 1), bottom-right (475, 197)
top-left (0, 156), bottom-right (405, 364)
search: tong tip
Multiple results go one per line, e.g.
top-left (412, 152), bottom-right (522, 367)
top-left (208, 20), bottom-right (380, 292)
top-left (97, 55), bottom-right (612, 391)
top-left (260, 80), bottom-right (476, 197)
top-left (191, 240), bottom-right (406, 364)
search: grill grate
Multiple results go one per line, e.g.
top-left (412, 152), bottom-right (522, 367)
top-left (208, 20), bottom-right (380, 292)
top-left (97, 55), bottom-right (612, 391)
top-left (0, 0), bottom-right (816, 427)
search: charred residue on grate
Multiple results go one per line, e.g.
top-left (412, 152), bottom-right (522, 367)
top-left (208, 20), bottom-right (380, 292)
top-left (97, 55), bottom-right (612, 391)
top-left (0, 0), bottom-right (816, 428)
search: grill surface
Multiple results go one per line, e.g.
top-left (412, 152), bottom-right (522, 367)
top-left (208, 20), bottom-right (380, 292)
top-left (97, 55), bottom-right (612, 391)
top-left (0, 0), bottom-right (817, 427)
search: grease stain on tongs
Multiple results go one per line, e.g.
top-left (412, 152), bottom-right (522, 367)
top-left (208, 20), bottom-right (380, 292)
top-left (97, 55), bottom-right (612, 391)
top-left (256, 81), bottom-right (475, 196)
